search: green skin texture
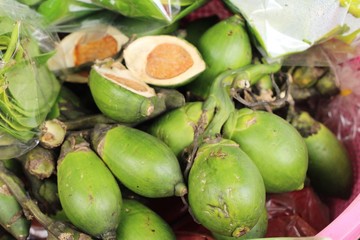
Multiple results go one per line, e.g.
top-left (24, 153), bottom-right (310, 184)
top-left (185, 15), bottom-right (220, 48)
top-left (146, 101), bottom-right (214, 158)
top-left (305, 123), bottom-right (353, 198)
top-left (57, 150), bottom-right (122, 238)
top-left (188, 138), bottom-right (266, 237)
top-left (95, 125), bottom-right (186, 198)
top-left (186, 15), bottom-right (252, 99)
top-left (88, 67), bottom-right (165, 124)
top-left (222, 108), bottom-right (308, 193)
top-left (116, 199), bottom-right (176, 240)
top-left (212, 206), bottom-right (268, 240)
top-left (0, 180), bottom-right (30, 240)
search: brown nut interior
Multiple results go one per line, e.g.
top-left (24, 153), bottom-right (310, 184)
top-left (74, 35), bottom-right (118, 66)
top-left (145, 43), bottom-right (194, 79)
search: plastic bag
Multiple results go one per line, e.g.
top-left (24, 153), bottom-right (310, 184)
top-left (0, 0), bottom-right (61, 159)
top-left (222, 0), bottom-right (360, 62)
top-left (86, 0), bottom-right (210, 23)
top-left (49, 9), bottom-right (180, 38)
top-left (266, 186), bottom-right (331, 237)
top-left (317, 54), bottom-right (360, 142)
top-left (36, 0), bottom-right (102, 25)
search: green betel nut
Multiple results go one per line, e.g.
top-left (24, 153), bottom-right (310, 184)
top-left (146, 101), bottom-right (214, 158)
top-left (88, 61), bottom-right (166, 124)
top-left (91, 124), bottom-right (187, 198)
top-left (116, 199), bottom-right (176, 240)
top-left (57, 135), bottom-right (122, 239)
top-left (188, 138), bottom-right (266, 237)
top-left (186, 15), bottom-right (252, 99)
top-left (292, 111), bottom-right (353, 198)
top-left (223, 108), bottom-right (308, 193)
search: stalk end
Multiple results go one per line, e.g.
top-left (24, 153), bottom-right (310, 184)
top-left (39, 119), bottom-right (67, 149)
top-left (174, 182), bottom-right (188, 197)
top-left (101, 230), bottom-right (116, 240)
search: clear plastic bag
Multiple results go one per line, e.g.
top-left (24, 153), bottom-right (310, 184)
top-left (317, 53), bottom-right (360, 142)
top-left (36, 0), bottom-right (102, 25)
top-left (86, 0), bottom-right (210, 23)
top-left (0, 0), bottom-right (61, 159)
top-left (222, 0), bottom-right (360, 62)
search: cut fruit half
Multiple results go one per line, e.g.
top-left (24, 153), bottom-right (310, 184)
top-left (93, 62), bottom-right (156, 98)
top-left (124, 35), bottom-right (206, 87)
top-left (48, 25), bottom-right (129, 71)
top-left (88, 60), bottom-right (166, 124)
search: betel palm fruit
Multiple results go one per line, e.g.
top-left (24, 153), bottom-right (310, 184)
top-left (185, 14), bottom-right (252, 99)
top-left (88, 59), bottom-right (175, 124)
top-left (291, 111), bottom-right (353, 198)
top-left (91, 124), bottom-right (187, 198)
top-left (188, 138), bottom-right (266, 238)
top-left (123, 35), bottom-right (206, 87)
top-left (116, 199), bottom-right (176, 240)
top-left (146, 101), bottom-right (214, 159)
top-left (57, 134), bottom-right (122, 239)
top-left (47, 25), bottom-right (129, 72)
top-left (222, 108), bottom-right (308, 193)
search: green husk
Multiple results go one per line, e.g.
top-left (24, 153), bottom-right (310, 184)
top-left (116, 199), bottom-right (176, 240)
top-left (91, 124), bottom-right (187, 198)
top-left (58, 135), bottom-right (122, 239)
top-left (146, 101), bottom-right (214, 158)
top-left (188, 138), bottom-right (266, 237)
top-left (184, 15), bottom-right (220, 48)
top-left (290, 111), bottom-right (353, 198)
top-left (0, 163), bottom-right (93, 240)
top-left (88, 60), bottom-right (185, 124)
top-left (222, 108), bottom-right (308, 193)
top-left (186, 15), bottom-right (252, 99)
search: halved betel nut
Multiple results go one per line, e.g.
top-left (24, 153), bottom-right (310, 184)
top-left (88, 60), bottom-right (167, 124)
top-left (48, 25), bottom-right (129, 71)
top-left (124, 35), bottom-right (206, 87)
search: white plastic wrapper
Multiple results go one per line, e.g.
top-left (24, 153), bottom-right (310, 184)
top-left (223, 0), bottom-right (360, 61)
